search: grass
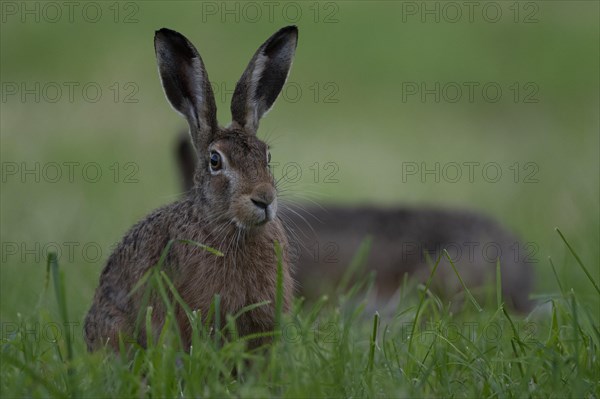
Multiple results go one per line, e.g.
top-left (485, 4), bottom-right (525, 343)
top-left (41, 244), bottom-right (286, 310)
top-left (1, 230), bottom-right (598, 398)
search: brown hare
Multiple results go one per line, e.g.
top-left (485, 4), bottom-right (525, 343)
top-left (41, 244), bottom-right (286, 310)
top-left (175, 132), bottom-right (534, 313)
top-left (84, 26), bottom-right (299, 351)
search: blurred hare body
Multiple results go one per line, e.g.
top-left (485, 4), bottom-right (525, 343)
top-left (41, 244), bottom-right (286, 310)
top-left (286, 206), bottom-right (534, 312)
top-left (85, 26), bottom-right (299, 351)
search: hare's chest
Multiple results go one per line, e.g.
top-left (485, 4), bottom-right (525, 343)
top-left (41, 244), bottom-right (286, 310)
top-left (177, 252), bottom-right (278, 312)
top-left (217, 256), bottom-right (279, 312)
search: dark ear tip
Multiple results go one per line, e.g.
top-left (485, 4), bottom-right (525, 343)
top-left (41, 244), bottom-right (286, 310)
top-left (264, 25), bottom-right (298, 52)
top-left (155, 27), bottom-right (175, 39)
top-left (154, 28), bottom-right (199, 59)
top-left (279, 25), bottom-right (298, 38)
top-left (154, 28), bottom-right (189, 45)
top-left (282, 25), bottom-right (298, 32)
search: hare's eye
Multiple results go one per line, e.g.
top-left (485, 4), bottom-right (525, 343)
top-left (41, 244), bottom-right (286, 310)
top-left (209, 151), bottom-right (222, 171)
top-left (267, 151), bottom-right (272, 164)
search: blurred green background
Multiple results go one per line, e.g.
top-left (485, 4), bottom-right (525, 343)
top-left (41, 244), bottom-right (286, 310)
top-left (1, 1), bottom-right (598, 325)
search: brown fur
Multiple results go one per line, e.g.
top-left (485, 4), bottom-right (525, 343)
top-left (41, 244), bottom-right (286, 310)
top-left (84, 26), bottom-right (299, 351)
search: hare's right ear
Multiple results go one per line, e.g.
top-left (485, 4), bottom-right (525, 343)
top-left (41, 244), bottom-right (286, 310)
top-left (231, 26), bottom-right (298, 134)
top-left (155, 28), bottom-right (217, 152)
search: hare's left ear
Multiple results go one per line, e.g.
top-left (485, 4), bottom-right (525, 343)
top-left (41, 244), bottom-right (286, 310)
top-left (155, 28), bottom-right (218, 153)
top-left (231, 26), bottom-right (298, 134)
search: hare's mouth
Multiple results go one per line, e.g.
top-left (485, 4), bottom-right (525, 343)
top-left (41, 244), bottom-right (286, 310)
top-left (233, 199), bottom-right (277, 229)
top-left (232, 218), bottom-right (268, 230)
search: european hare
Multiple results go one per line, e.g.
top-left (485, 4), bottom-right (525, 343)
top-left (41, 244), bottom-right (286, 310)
top-left (176, 134), bottom-right (534, 312)
top-left (84, 26), bottom-right (298, 351)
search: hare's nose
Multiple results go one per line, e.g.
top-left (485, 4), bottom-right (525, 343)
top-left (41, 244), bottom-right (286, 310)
top-left (250, 185), bottom-right (276, 210)
top-left (251, 198), bottom-right (269, 210)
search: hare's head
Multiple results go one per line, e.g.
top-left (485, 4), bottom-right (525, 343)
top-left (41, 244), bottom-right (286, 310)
top-left (155, 26), bottom-right (297, 229)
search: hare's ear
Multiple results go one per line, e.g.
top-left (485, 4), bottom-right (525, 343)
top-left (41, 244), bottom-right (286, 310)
top-left (155, 28), bottom-right (218, 152)
top-left (231, 26), bottom-right (298, 134)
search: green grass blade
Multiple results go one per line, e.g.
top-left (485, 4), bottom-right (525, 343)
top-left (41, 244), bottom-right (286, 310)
top-left (366, 311), bottom-right (380, 373)
top-left (145, 305), bottom-right (154, 348)
top-left (156, 239), bottom-right (176, 269)
top-left (47, 253), bottom-right (77, 398)
top-left (545, 300), bottom-right (560, 348)
top-left (177, 238), bottom-right (224, 257)
top-left (443, 249), bottom-right (482, 312)
top-left (408, 251), bottom-right (443, 354)
top-left (160, 270), bottom-right (193, 316)
top-left (509, 339), bottom-right (525, 378)
top-left (496, 259), bottom-right (503, 310)
top-left (47, 253), bottom-right (72, 362)
top-left (213, 294), bottom-right (221, 347)
top-left (274, 240), bottom-right (284, 331)
top-left (570, 291), bottom-right (580, 371)
top-left (548, 256), bottom-right (566, 297)
top-left (556, 227), bottom-right (600, 295)
top-left (232, 301), bottom-right (271, 321)
top-left (502, 305), bottom-right (526, 353)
